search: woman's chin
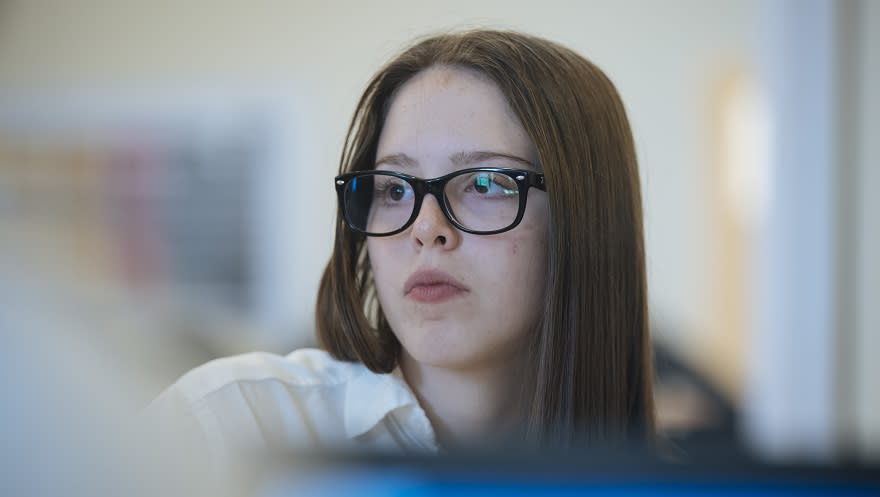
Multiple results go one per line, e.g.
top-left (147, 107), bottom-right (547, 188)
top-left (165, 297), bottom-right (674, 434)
top-left (399, 335), bottom-right (503, 371)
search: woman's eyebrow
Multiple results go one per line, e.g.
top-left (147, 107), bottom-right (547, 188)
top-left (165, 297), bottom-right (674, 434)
top-left (375, 153), bottom-right (417, 168)
top-left (449, 150), bottom-right (538, 170)
top-left (375, 151), bottom-right (538, 170)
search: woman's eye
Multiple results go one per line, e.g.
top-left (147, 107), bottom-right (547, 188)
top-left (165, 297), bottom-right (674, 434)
top-left (374, 179), bottom-right (412, 203)
top-left (389, 184), bottom-right (405, 201)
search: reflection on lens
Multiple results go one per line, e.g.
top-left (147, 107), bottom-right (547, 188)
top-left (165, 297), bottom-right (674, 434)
top-left (343, 174), bottom-right (374, 231)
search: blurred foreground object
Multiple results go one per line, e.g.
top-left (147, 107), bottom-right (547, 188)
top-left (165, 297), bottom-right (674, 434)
top-left (254, 450), bottom-right (880, 497)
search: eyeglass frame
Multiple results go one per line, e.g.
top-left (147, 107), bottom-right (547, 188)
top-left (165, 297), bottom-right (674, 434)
top-left (334, 167), bottom-right (547, 236)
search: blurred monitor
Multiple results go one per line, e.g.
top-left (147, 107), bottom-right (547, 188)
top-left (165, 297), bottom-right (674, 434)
top-left (258, 449), bottom-right (880, 497)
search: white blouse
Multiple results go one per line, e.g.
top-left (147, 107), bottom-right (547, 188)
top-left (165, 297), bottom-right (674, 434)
top-left (148, 348), bottom-right (439, 468)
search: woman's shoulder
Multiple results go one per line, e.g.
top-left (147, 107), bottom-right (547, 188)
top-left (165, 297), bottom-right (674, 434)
top-left (166, 348), bottom-right (365, 406)
top-left (146, 347), bottom-right (436, 467)
top-left (147, 348), bottom-right (382, 454)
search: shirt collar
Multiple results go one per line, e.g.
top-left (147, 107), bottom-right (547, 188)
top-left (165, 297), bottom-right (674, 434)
top-left (343, 363), bottom-right (420, 439)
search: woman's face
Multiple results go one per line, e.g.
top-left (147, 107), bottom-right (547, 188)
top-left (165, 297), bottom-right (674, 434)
top-left (367, 66), bottom-right (549, 370)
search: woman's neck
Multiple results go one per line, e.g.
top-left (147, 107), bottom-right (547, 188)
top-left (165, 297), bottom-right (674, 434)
top-left (398, 349), bottom-right (522, 450)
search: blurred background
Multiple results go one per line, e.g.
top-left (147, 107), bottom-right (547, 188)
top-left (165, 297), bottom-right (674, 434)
top-left (0, 0), bottom-right (877, 481)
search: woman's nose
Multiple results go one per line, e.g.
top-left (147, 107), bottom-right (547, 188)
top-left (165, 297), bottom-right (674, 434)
top-left (410, 194), bottom-right (461, 250)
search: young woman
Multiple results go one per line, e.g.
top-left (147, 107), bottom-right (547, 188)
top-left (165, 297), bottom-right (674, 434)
top-left (151, 29), bottom-right (653, 465)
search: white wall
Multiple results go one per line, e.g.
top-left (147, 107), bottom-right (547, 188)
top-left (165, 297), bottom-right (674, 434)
top-left (746, 0), bottom-right (837, 460)
top-left (744, 0), bottom-right (880, 461)
top-left (852, 0), bottom-right (880, 461)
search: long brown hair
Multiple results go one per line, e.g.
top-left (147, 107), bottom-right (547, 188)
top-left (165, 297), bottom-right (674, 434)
top-left (316, 29), bottom-right (654, 448)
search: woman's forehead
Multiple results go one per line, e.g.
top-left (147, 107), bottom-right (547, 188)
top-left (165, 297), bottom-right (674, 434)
top-left (376, 66), bottom-right (538, 175)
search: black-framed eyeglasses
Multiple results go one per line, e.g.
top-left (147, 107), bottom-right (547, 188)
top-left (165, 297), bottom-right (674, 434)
top-left (334, 167), bottom-right (547, 236)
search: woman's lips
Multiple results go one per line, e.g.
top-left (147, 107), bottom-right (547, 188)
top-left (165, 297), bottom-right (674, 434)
top-left (404, 269), bottom-right (469, 303)
top-left (407, 283), bottom-right (466, 303)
